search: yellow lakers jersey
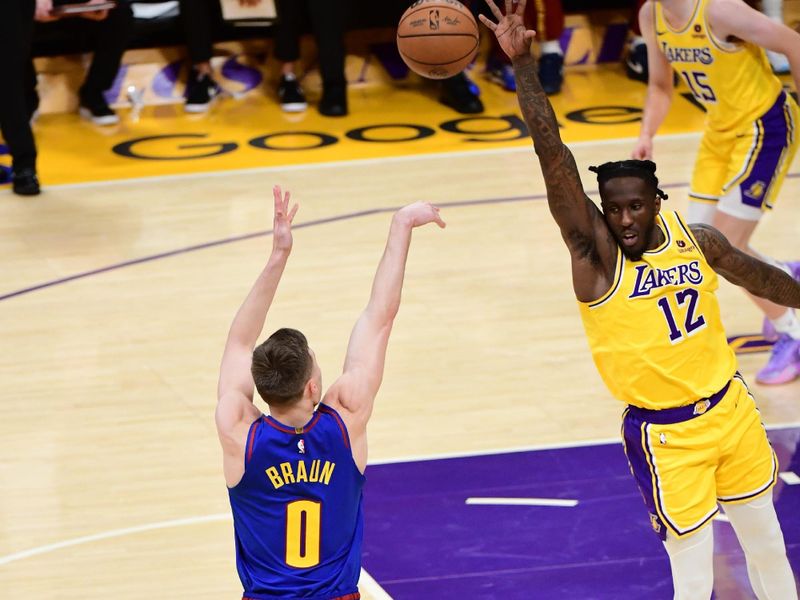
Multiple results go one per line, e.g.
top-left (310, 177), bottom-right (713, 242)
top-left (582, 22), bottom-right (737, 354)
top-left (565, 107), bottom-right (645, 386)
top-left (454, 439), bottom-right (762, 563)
top-left (578, 211), bottom-right (737, 410)
top-left (654, 0), bottom-right (782, 131)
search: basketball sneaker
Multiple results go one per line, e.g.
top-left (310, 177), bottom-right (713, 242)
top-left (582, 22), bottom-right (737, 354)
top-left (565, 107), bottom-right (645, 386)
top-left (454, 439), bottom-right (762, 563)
top-left (319, 85), bottom-right (347, 117)
top-left (11, 168), bottom-right (40, 196)
top-left (538, 53), bottom-right (564, 95)
top-left (625, 42), bottom-right (649, 83)
top-left (762, 261), bottom-right (800, 341)
top-left (440, 72), bottom-right (483, 114)
top-left (79, 88), bottom-right (119, 126)
top-left (278, 74), bottom-right (308, 113)
top-left (485, 56), bottom-right (515, 92)
top-left (756, 334), bottom-right (800, 385)
top-left (185, 69), bottom-right (221, 113)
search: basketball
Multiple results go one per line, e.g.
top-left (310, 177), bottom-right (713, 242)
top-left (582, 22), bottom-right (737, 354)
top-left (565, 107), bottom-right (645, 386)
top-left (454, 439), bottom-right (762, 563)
top-left (397, 0), bottom-right (480, 79)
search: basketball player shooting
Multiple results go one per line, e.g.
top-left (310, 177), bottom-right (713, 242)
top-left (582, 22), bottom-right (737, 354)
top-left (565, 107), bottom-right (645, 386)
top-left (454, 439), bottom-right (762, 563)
top-left (216, 186), bottom-right (445, 599)
top-left (480, 0), bottom-right (800, 597)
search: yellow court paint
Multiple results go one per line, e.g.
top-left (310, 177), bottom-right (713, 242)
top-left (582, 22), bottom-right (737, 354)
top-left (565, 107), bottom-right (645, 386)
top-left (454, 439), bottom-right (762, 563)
top-left (22, 64), bottom-right (726, 186)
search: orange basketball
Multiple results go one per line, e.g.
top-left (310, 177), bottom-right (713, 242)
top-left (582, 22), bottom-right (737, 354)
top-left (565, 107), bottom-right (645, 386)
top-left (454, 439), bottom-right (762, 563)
top-left (397, 0), bottom-right (480, 79)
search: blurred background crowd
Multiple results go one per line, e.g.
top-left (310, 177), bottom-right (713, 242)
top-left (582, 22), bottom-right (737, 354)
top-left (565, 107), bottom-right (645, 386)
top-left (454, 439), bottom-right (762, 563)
top-left (0, 0), bottom-right (794, 195)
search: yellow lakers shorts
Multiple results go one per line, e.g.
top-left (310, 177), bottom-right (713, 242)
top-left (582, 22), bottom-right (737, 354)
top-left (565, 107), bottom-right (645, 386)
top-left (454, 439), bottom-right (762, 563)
top-left (622, 373), bottom-right (778, 540)
top-left (689, 91), bottom-right (799, 219)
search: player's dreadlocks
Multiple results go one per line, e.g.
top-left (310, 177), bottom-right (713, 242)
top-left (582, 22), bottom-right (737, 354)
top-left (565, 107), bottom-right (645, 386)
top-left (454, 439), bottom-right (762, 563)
top-left (588, 160), bottom-right (669, 200)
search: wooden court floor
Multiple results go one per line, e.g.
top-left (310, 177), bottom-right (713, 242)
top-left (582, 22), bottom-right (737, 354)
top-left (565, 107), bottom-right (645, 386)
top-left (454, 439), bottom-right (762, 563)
top-left (0, 136), bottom-right (798, 598)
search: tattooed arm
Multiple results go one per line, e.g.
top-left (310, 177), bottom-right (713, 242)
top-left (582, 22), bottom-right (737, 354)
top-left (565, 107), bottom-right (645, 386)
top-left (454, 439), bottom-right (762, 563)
top-left (691, 224), bottom-right (800, 308)
top-left (479, 0), bottom-right (617, 301)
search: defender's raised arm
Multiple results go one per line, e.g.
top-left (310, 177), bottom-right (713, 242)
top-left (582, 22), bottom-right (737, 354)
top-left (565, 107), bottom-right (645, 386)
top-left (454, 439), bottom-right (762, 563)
top-left (480, 0), bottom-right (617, 300)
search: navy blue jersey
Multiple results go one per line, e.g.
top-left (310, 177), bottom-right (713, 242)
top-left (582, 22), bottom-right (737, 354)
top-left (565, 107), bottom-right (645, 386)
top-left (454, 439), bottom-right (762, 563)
top-left (228, 404), bottom-right (365, 600)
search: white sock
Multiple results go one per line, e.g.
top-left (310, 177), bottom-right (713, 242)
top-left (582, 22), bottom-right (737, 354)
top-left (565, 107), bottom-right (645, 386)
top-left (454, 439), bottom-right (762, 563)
top-left (540, 40), bottom-right (563, 56)
top-left (761, 0), bottom-right (784, 22)
top-left (770, 309), bottom-right (800, 340)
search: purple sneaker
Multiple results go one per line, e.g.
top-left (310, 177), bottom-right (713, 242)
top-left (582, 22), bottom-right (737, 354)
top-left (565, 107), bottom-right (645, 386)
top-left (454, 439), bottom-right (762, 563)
top-left (756, 334), bottom-right (800, 385)
top-left (762, 261), bottom-right (800, 342)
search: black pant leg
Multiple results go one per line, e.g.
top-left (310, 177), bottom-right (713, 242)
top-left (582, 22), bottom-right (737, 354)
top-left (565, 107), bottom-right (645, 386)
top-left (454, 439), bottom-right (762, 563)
top-left (0, 0), bottom-right (37, 170)
top-left (274, 0), bottom-right (304, 63)
top-left (81, 2), bottom-right (135, 95)
top-left (179, 0), bottom-right (219, 64)
top-left (307, 0), bottom-right (349, 89)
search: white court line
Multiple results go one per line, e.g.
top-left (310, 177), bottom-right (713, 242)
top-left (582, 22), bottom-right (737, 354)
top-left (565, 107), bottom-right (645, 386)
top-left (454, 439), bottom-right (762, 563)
top-left (0, 512), bottom-right (231, 566)
top-left (466, 497), bottom-right (579, 507)
top-left (0, 512), bottom-right (394, 599)
top-left (359, 568), bottom-right (395, 600)
top-left (370, 422), bottom-right (800, 465)
top-left (2, 423), bottom-right (797, 581)
top-left (15, 132), bottom-right (707, 192)
top-left (779, 472), bottom-right (800, 485)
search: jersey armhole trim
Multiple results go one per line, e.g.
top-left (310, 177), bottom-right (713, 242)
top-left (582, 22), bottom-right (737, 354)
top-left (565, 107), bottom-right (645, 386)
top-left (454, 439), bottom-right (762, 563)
top-left (245, 417), bottom-right (262, 467)
top-left (674, 211), bottom-right (707, 261)
top-left (584, 248), bottom-right (625, 308)
top-left (703, 8), bottom-right (743, 53)
top-left (318, 404), bottom-right (351, 450)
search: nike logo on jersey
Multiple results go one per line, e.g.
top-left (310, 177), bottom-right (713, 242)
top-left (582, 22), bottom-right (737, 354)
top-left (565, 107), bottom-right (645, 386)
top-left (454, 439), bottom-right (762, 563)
top-left (629, 261), bottom-right (704, 298)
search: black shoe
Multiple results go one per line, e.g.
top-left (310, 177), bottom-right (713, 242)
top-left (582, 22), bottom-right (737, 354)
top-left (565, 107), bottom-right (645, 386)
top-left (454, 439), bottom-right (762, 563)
top-left (625, 42), bottom-right (649, 83)
top-left (11, 168), bottom-right (40, 196)
top-left (538, 53), bottom-right (564, 95)
top-left (79, 88), bottom-right (119, 126)
top-left (440, 72), bottom-right (484, 114)
top-left (185, 69), bottom-right (221, 113)
top-left (277, 74), bottom-right (308, 113)
top-left (319, 85), bottom-right (348, 117)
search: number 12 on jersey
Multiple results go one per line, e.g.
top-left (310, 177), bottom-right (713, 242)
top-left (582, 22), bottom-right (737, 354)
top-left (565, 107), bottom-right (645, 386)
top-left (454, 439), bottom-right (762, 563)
top-left (657, 289), bottom-right (707, 343)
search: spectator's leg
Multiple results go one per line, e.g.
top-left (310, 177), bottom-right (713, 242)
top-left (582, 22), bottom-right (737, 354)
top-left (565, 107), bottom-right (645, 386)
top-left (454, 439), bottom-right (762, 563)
top-left (274, 0), bottom-right (308, 113)
top-left (274, 0), bottom-right (304, 71)
top-left (625, 0), bottom-right (649, 82)
top-left (180, 0), bottom-right (217, 67)
top-left (530, 0), bottom-right (565, 95)
top-left (180, 0), bottom-right (223, 113)
top-left (307, 0), bottom-right (350, 116)
top-left (81, 3), bottom-right (135, 99)
top-left (0, 0), bottom-right (39, 194)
